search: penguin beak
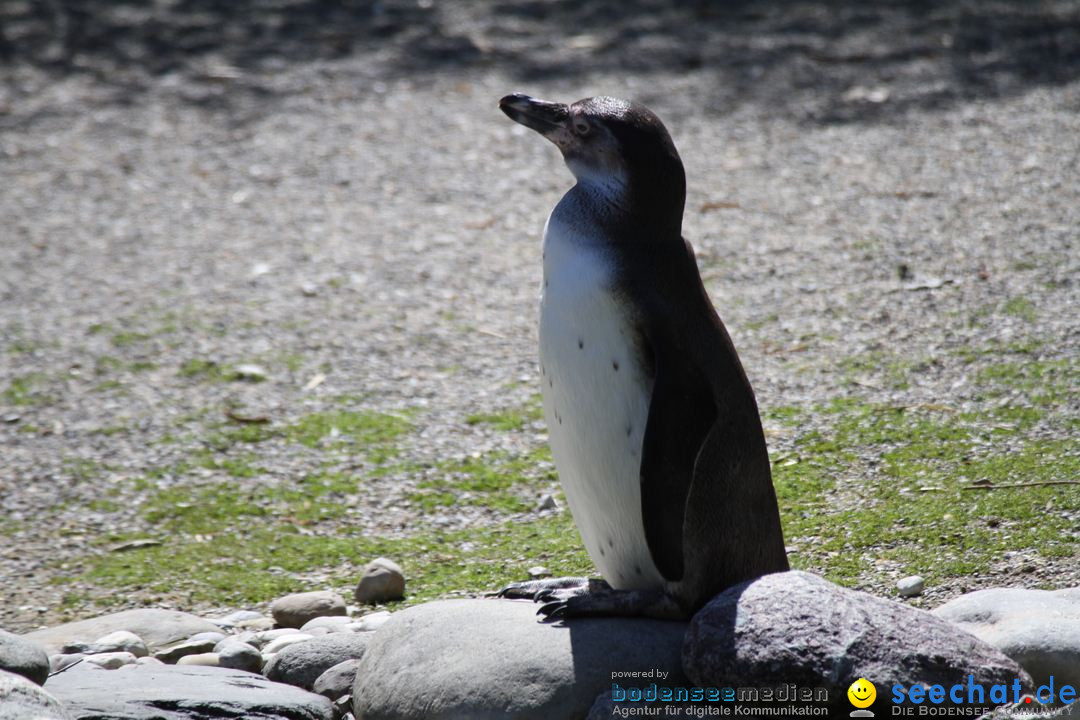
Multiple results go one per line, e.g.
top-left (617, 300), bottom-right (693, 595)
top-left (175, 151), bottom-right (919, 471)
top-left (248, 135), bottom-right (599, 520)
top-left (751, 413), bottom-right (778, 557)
top-left (499, 93), bottom-right (569, 136)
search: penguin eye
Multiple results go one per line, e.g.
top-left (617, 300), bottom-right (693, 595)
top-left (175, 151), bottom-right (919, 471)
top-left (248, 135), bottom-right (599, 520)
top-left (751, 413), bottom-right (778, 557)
top-left (573, 120), bottom-right (591, 136)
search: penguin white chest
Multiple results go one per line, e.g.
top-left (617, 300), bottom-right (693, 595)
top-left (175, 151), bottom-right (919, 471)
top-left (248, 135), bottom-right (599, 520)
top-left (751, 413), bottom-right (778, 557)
top-left (538, 218), bottom-right (665, 590)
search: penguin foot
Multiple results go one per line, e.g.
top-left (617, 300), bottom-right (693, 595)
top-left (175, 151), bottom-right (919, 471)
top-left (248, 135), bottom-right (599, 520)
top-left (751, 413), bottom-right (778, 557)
top-left (537, 588), bottom-right (687, 621)
top-left (489, 576), bottom-right (608, 602)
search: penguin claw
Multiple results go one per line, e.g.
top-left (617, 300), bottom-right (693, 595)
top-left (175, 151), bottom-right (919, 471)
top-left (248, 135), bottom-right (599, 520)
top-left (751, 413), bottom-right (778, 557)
top-left (537, 600), bottom-right (568, 620)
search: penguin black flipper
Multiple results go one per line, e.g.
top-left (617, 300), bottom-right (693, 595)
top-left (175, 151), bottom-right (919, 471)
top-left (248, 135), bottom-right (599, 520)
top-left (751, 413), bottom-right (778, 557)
top-left (638, 329), bottom-right (717, 582)
top-left (629, 237), bottom-right (789, 605)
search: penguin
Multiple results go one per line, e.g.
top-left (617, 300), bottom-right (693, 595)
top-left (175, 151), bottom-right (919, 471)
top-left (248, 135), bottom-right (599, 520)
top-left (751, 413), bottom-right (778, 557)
top-left (495, 94), bottom-right (789, 620)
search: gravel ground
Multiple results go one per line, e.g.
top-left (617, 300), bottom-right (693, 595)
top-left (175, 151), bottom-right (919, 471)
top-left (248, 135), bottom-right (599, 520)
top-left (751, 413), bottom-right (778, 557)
top-left (1, 1), bottom-right (1078, 632)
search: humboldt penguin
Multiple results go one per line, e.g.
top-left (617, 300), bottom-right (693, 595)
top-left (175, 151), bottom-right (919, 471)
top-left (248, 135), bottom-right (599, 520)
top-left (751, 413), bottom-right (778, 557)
top-left (496, 93), bottom-right (788, 619)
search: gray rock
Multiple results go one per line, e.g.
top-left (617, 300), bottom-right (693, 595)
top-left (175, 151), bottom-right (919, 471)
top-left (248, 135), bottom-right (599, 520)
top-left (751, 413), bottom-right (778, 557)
top-left (207, 610), bottom-right (265, 628)
top-left (134, 656), bottom-right (163, 666)
top-left (266, 633), bottom-right (371, 691)
top-left (354, 559), bottom-right (405, 605)
top-left (684, 571), bottom-right (1032, 714)
top-left (237, 617), bottom-right (276, 631)
top-left (83, 652), bottom-right (137, 670)
top-left (176, 652), bottom-right (219, 667)
top-left (312, 659), bottom-right (359, 701)
top-left (263, 634), bottom-right (315, 655)
top-left (353, 599), bottom-right (688, 719)
top-left (0, 669), bottom-right (71, 720)
top-left (186, 631), bottom-right (226, 645)
top-left (217, 641), bottom-right (263, 673)
top-left (153, 637), bottom-right (219, 663)
top-left (301, 616), bottom-right (355, 632)
top-left (62, 630), bottom-right (148, 658)
top-left (49, 654), bottom-right (85, 673)
top-left (0, 629), bottom-right (49, 685)
top-left (897, 575), bottom-right (925, 597)
top-left (934, 586), bottom-right (1080, 688)
top-left (345, 611), bottom-right (391, 633)
top-left (253, 628), bottom-right (306, 648)
top-left (23, 609), bottom-right (221, 655)
top-left (45, 663), bottom-right (333, 719)
top-left (271, 592), bottom-right (347, 629)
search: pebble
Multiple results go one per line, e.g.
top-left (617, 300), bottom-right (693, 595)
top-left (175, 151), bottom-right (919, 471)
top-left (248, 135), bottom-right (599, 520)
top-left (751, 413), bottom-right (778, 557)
top-left (49, 653), bottom-right (85, 673)
top-left (233, 363), bottom-right (268, 382)
top-left (271, 591), bottom-right (348, 629)
top-left (528, 566), bottom-right (550, 579)
top-left (62, 630), bottom-right (148, 658)
top-left (254, 628), bottom-right (307, 648)
top-left (236, 617), bottom-right (275, 631)
top-left (217, 641), bottom-right (263, 673)
top-left (153, 637), bottom-right (219, 664)
top-left (185, 631), bottom-right (226, 645)
top-left (176, 653), bottom-right (220, 667)
top-left (263, 634), bottom-right (315, 654)
top-left (537, 494), bottom-right (557, 511)
top-left (301, 616), bottom-right (356, 632)
top-left (207, 610), bottom-right (265, 628)
top-left (83, 651), bottom-right (138, 669)
top-left (354, 558), bottom-right (405, 605)
top-left (898, 575), bottom-right (925, 598)
top-left (134, 656), bottom-right (164, 666)
top-left (346, 611), bottom-right (392, 633)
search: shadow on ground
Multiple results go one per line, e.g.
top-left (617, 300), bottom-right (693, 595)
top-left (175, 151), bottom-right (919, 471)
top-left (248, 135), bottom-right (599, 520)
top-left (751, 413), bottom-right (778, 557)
top-left (1, 0), bottom-right (1078, 121)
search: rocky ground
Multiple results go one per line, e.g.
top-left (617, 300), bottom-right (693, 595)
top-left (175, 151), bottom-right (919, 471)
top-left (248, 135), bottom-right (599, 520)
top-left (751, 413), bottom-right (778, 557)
top-left (1, 1), bottom-right (1078, 633)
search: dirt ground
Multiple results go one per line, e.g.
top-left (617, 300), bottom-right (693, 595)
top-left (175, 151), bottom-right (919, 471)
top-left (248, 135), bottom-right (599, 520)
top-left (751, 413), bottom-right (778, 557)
top-left (1, 1), bottom-right (1078, 632)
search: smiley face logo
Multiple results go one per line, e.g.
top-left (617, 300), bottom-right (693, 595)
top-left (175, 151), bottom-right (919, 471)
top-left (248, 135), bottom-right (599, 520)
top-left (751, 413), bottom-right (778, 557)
top-left (848, 678), bottom-right (876, 708)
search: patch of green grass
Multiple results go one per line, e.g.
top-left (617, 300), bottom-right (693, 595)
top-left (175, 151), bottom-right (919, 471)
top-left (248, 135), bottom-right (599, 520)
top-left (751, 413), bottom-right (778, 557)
top-left (2, 373), bottom-right (53, 407)
top-left (1002, 296), bottom-right (1037, 322)
top-left (111, 330), bottom-right (153, 348)
top-left (129, 361), bottom-right (157, 372)
top-left (285, 411), bottom-right (412, 458)
top-left (778, 399), bottom-right (1078, 588)
top-left (178, 359), bottom-right (232, 382)
top-left (77, 507), bottom-right (592, 609)
top-left (409, 448), bottom-right (556, 513)
top-left (465, 397), bottom-right (543, 432)
top-left (839, 350), bottom-right (917, 390)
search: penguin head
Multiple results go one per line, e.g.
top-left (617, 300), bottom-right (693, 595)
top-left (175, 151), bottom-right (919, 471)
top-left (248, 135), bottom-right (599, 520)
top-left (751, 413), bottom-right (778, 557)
top-left (500, 93), bottom-right (685, 222)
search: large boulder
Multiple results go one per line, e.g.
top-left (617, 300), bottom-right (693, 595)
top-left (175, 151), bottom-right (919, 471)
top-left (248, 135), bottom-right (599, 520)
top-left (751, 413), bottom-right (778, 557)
top-left (0, 629), bottom-right (49, 685)
top-left (22, 610), bottom-right (221, 655)
top-left (353, 599), bottom-right (688, 720)
top-left (683, 571), bottom-right (1032, 714)
top-left (934, 587), bottom-right (1080, 688)
top-left (0, 669), bottom-right (70, 720)
top-left (44, 663), bottom-right (333, 720)
top-left (265, 633), bottom-right (371, 690)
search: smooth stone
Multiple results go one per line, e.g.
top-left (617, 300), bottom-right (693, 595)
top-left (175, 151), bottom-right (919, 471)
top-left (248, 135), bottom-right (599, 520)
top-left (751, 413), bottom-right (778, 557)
top-left (62, 630), bottom-right (148, 658)
top-left (135, 656), bottom-right (164, 665)
top-left (83, 651), bottom-right (137, 669)
top-left (234, 363), bottom-right (268, 381)
top-left (265, 633), bottom-right (371, 691)
top-left (217, 641), bottom-right (263, 673)
top-left (346, 611), bottom-right (391, 633)
top-left (684, 571), bottom-right (1032, 714)
top-left (354, 559), bottom-right (405, 605)
top-left (353, 599), bottom-right (688, 719)
top-left (23, 609), bottom-right (221, 655)
top-left (237, 617), bottom-right (276, 631)
top-left (271, 592), bottom-right (347, 629)
top-left (312, 659), bottom-right (359, 702)
top-left (186, 631), bottom-right (226, 644)
top-left (153, 637), bottom-right (219, 663)
top-left (49, 654), bottom-right (85, 673)
top-left (264, 634), bottom-right (315, 655)
top-left (254, 628), bottom-right (306, 648)
top-left (934, 586), bottom-right (1080, 687)
top-left (0, 628), bottom-right (50, 685)
top-left (207, 610), bottom-right (265, 628)
top-left (176, 652), bottom-right (219, 667)
top-left (300, 616), bottom-right (355, 632)
top-left (897, 575), bottom-right (925, 598)
top-left (0, 669), bottom-right (71, 720)
top-left (45, 663), bottom-right (333, 719)
top-left (305, 626), bottom-right (335, 637)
